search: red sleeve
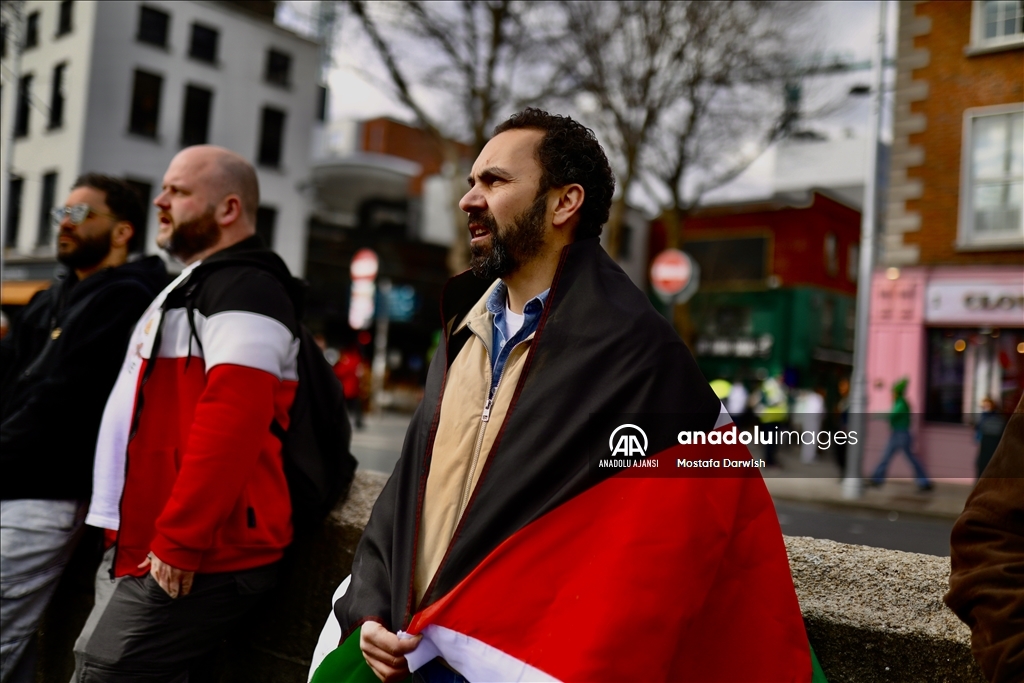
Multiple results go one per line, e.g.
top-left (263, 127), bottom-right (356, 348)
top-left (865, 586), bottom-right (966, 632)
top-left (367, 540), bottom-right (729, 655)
top-left (150, 363), bottom-right (278, 570)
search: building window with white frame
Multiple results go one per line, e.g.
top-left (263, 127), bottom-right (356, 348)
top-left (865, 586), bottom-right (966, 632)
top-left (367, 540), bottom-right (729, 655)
top-left (958, 104), bottom-right (1024, 248)
top-left (971, 1), bottom-right (1024, 51)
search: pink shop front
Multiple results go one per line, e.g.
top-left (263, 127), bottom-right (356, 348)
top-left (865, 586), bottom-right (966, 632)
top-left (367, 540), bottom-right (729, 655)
top-left (863, 266), bottom-right (1024, 481)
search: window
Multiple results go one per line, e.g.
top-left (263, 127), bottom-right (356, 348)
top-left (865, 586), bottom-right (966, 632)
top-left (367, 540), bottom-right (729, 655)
top-left (264, 49), bottom-right (291, 86)
top-left (37, 172), bottom-right (58, 247)
top-left (958, 104), bottom-right (1024, 248)
top-left (180, 85), bottom-right (213, 147)
top-left (57, 1), bottom-right (74, 36)
top-left (820, 297), bottom-right (836, 347)
top-left (129, 70), bottom-right (163, 138)
top-left (14, 74), bottom-right (32, 138)
top-left (25, 11), bottom-right (39, 49)
top-left (189, 23), bottom-right (219, 63)
top-left (137, 6), bottom-right (169, 47)
top-left (971, 1), bottom-right (1024, 50)
top-left (824, 233), bottom-right (838, 277)
top-left (257, 107), bottom-right (286, 167)
top-left (316, 84), bottom-right (328, 122)
top-left (847, 244), bottom-right (859, 282)
top-left (49, 63), bottom-right (66, 129)
top-left (4, 176), bottom-right (23, 248)
top-left (123, 179), bottom-right (152, 254)
top-left (683, 236), bottom-right (768, 285)
top-left (256, 206), bottom-right (277, 247)
top-left (926, 327), bottom-right (1024, 423)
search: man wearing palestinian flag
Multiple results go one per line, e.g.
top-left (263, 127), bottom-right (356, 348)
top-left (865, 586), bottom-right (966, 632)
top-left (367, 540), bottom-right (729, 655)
top-left (310, 108), bottom-right (824, 682)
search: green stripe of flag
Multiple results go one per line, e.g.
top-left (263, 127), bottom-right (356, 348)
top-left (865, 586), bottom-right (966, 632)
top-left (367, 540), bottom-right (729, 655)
top-left (310, 626), bottom-right (412, 683)
top-left (811, 644), bottom-right (829, 683)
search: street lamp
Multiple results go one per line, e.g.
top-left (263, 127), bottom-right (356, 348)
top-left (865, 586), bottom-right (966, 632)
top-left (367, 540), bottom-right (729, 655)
top-left (843, 0), bottom-right (889, 500)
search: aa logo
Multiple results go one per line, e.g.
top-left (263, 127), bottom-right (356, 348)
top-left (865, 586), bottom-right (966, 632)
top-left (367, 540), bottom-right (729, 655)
top-left (609, 424), bottom-right (648, 457)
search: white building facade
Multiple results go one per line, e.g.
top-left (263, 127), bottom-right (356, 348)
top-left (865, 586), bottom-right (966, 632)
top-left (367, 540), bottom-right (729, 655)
top-left (1, 0), bottom-right (319, 294)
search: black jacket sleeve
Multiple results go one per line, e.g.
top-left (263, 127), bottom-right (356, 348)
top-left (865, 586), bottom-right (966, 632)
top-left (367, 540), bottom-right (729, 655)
top-left (0, 282), bottom-right (155, 499)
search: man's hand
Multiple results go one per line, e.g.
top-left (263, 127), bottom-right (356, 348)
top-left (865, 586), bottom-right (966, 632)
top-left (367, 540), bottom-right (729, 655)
top-left (138, 552), bottom-right (195, 599)
top-left (359, 621), bottom-right (421, 682)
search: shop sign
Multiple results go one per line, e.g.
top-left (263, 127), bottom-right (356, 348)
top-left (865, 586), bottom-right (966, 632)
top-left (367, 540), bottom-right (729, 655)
top-left (925, 282), bottom-right (1024, 325)
top-left (695, 334), bottom-right (774, 358)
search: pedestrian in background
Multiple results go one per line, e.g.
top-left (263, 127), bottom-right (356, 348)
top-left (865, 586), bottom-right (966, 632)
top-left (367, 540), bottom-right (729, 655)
top-left (830, 377), bottom-right (851, 479)
top-left (72, 147), bottom-right (301, 681)
top-left (798, 387), bottom-right (826, 464)
top-left (974, 396), bottom-right (1006, 479)
top-left (0, 175), bottom-right (166, 682)
top-left (757, 374), bottom-right (789, 468)
top-left (869, 377), bottom-right (933, 491)
top-left (334, 342), bottom-right (365, 430)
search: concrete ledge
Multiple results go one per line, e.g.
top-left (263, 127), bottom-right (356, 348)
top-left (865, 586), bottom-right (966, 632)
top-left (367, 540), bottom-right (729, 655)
top-left (37, 471), bottom-right (984, 682)
top-left (787, 536), bottom-right (983, 683)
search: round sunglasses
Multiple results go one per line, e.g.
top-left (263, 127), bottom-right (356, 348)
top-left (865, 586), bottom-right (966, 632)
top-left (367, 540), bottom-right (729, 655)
top-left (50, 203), bottom-right (118, 229)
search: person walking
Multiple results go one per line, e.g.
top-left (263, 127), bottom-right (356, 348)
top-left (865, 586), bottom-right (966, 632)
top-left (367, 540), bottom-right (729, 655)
top-left (869, 377), bottom-right (933, 491)
top-left (974, 396), bottom-right (1006, 479)
top-left (334, 343), bottom-right (365, 430)
top-left (0, 175), bottom-right (166, 682)
top-left (71, 146), bottom-right (303, 681)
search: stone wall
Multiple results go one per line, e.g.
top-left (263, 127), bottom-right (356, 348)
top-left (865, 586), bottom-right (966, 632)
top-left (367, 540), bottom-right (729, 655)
top-left (37, 471), bottom-right (983, 682)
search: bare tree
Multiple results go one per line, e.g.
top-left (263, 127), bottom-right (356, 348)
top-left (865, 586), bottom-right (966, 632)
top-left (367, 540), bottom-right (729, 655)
top-left (559, 1), bottom-right (806, 253)
top-left (347, 0), bottom-right (560, 270)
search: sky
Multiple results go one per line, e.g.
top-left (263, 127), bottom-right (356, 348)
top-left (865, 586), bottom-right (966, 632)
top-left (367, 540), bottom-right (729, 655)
top-left (279, 1), bottom-right (895, 127)
top-left (276, 0), bottom-right (899, 207)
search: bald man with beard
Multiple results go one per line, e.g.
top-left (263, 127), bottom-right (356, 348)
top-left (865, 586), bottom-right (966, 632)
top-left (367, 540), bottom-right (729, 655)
top-left (72, 146), bottom-right (304, 681)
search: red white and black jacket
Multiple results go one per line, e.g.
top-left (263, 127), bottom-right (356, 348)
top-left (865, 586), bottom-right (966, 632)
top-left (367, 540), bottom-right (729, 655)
top-left (96, 237), bottom-right (301, 578)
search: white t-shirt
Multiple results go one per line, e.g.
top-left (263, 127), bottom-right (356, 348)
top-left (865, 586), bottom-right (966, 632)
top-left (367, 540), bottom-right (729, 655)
top-left (502, 303), bottom-right (526, 341)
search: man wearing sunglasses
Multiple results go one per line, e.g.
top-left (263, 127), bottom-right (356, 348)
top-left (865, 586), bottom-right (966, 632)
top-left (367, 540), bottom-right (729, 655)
top-left (0, 174), bottom-right (167, 682)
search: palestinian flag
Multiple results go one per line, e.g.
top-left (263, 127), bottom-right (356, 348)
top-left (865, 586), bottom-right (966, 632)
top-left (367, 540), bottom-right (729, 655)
top-left (313, 239), bottom-right (825, 682)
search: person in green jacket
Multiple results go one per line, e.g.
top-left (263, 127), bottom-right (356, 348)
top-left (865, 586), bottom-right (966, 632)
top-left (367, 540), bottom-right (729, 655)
top-left (869, 378), bottom-right (933, 491)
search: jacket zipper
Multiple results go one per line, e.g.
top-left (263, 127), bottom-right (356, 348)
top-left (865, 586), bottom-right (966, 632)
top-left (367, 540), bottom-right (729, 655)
top-left (455, 335), bottom-right (526, 521)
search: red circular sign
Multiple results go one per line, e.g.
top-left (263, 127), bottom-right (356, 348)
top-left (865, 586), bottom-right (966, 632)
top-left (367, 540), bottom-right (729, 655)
top-left (350, 249), bottom-right (379, 280)
top-left (650, 249), bottom-right (692, 297)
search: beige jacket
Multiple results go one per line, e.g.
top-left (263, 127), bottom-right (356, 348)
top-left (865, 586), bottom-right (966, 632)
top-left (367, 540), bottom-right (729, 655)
top-left (414, 282), bottom-right (536, 603)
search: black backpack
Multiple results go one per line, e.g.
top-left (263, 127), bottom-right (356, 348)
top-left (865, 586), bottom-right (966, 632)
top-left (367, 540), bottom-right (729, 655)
top-left (150, 260), bottom-right (357, 532)
top-left (269, 324), bottom-right (357, 530)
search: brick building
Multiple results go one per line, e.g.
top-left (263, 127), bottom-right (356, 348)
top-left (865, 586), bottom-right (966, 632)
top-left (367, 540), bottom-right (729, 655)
top-left (865, 0), bottom-right (1023, 480)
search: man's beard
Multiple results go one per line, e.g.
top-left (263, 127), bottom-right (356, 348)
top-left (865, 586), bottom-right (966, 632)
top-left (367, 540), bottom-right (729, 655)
top-left (469, 193), bottom-right (547, 280)
top-left (57, 229), bottom-right (113, 271)
top-left (161, 207), bottom-right (220, 262)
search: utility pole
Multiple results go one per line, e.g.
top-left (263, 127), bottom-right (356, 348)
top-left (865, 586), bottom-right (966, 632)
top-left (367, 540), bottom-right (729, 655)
top-left (843, 0), bottom-right (889, 500)
top-left (0, 0), bottom-right (26, 263)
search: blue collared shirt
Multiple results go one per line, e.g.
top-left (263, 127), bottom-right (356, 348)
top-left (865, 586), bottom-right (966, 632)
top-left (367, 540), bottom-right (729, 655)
top-left (486, 282), bottom-right (549, 396)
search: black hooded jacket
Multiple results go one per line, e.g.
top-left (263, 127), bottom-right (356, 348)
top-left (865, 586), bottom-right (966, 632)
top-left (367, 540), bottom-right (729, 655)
top-left (0, 256), bottom-right (168, 500)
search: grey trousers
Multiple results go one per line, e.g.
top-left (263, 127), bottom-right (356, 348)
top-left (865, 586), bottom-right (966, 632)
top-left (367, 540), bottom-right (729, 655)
top-left (72, 547), bottom-right (278, 683)
top-left (0, 499), bottom-right (87, 683)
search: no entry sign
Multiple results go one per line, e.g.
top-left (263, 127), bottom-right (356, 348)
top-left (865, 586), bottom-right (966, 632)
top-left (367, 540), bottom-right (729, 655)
top-left (650, 249), bottom-right (699, 302)
top-left (350, 249), bottom-right (379, 281)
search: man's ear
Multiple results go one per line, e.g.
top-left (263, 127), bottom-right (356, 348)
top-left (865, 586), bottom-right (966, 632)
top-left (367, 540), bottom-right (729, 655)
top-left (111, 221), bottom-right (134, 249)
top-left (552, 184), bottom-right (585, 230)
top-left (217, 195), bottom-right (244, 227)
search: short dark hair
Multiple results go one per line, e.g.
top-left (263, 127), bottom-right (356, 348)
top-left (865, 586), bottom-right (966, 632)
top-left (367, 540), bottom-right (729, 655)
top-left (73, 173), bottom-right (146, 236)
top-left (493, 108), bottom-right (615, 240)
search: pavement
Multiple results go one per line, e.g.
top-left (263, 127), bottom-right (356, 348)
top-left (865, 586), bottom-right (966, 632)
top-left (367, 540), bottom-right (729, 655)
top-left (758, 445), bottom-right (973, 521)
top-left (351, 410), bottom-right (974, 522)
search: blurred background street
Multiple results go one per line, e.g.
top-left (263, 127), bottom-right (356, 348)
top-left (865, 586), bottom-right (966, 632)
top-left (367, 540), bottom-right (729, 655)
top-left (1, 0), bottom-right (1021, 556)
